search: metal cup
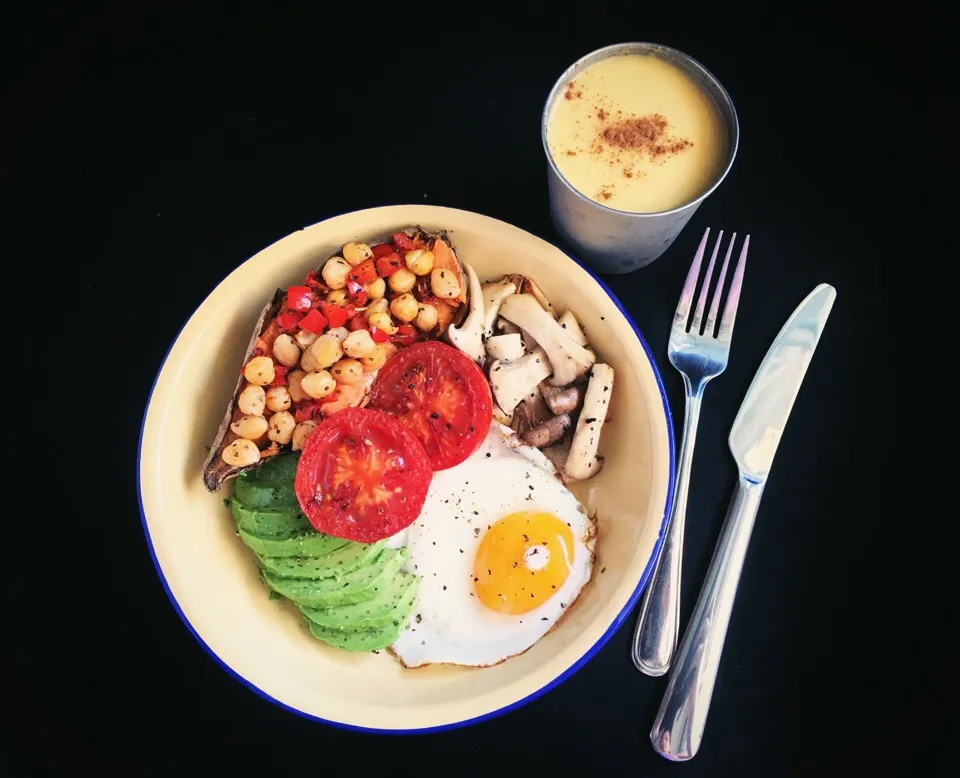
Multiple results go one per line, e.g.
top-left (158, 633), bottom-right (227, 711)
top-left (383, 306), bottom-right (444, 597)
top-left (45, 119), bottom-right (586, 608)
top-left (541, 42), bottom-right (740, 274)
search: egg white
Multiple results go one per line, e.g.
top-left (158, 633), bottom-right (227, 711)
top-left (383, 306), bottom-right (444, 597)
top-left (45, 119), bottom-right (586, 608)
top-left (390, 422), bottom-right (596, 668)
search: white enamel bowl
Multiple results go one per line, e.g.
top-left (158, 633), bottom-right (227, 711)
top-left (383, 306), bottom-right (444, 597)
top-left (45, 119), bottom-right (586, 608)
top-left (137, 205), bottom-right (675, 732)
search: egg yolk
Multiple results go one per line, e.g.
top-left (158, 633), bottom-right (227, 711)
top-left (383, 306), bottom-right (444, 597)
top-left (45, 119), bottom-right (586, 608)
top-left (473, 511), bottom-right (574, 615)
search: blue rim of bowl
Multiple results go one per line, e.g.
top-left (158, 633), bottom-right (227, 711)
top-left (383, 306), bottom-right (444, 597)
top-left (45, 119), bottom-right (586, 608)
top-left (136, 217), bottom-right (677, 735)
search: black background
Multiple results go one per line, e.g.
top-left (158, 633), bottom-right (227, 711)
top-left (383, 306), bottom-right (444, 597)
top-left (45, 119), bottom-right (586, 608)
top-left (11, 2), bottom-right (931, 775)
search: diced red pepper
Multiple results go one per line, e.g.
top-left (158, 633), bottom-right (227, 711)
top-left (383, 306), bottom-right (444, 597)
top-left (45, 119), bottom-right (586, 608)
top-left (270, 365), bottom-right (289, 386)
top-left (392, 232), bottom-right (416, 252)
top-left (294, 401), bottom-right (323, 424)
top-left (304, 269), bottom-right (328, 291)
top-left (287, 285), bottom-right (313, 312)
top-left (369, 326), bottom-right (391, 344)
top-left (376, 253), bottom-right (404, 277)
top-left (299, 308), bottom-right (328, 334)
top-left (348, 259), bottom-right (378, 286)
top-left (393, 323), bottom-right (418, 347)
top-left (371, 243), bottom-right (395, 259)
top-left (277, 311), bottom-right (304, 330)
top-left (319, 301), bottom-right (350, 328)
top-left (346, 279), bottom-right (369, 306)
top-left (348, 313), bottom-right (367, 331)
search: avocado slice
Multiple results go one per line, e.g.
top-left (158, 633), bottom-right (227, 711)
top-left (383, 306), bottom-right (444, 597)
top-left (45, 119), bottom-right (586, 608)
top-left (262, 548), bottom-right (407, 608)
top-left (259, 539), bottom-right (386, 580)
top-left (300, 571), bottom-right (419, 629)
top-left (305, 616), bottom-right (410, 652)
top-left (232, 453), bottom-right (300, 509)
top-left (238, 527), bottom-right (349, 558)
top-left (230, 500), bottom-right (312, 539)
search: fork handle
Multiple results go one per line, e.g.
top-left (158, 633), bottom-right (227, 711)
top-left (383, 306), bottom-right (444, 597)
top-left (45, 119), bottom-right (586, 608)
top-left (631, 380), bottom-right (704, 676)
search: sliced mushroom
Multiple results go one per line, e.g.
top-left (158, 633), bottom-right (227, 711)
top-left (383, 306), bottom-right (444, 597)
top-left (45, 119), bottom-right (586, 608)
top-left (486, 333), bottom-right (525, 362)
top-left (557, 310), bottom-right (588, 347)
top-left (445, 260), bottom-right (485, 364)
top-left (489, 347), bottom-right (551, 414)
top-left (496, 317), bottom-right (538, 352)
top-left (521, 277), bottom-right (557, 317)
top-left (481, 280), bottom-right (517, 337)
top-left (492, 401), bottom-right (513, 427)
top-left (539, 382), bottom-right (584, 415)
top-left (499, 294), bottom-right (596, 387)
top-left (511, 386), bottom-right (552, 438)
top-left (564, 363), bottom-right (614, 481)
top-left (542, 435), bottom-right (572, 478)
top-left (522, 414), bottom-right (572, 448)
top-left (496, 318), bottom-right (521, 336)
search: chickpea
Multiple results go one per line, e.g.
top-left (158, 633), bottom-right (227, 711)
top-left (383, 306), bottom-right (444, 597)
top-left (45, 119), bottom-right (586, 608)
top-left (265, 385), bottom-right (292, 412)
top-left (237, 383), bottom-right (266, 416)
top-left (302, 334), bottom-right (343, 372)
top-left (221, 438), bottom-right (261, 467)
top-left (300, 369), bottom-right (337, 399)
top-left (390, 293), bottom-right (419, 323)
top-left (343, 328), bottom-right (376, 358)
top-left (415, 302), bottom-right (439, 332)
top-left (430, 267), bottom-right (461, 300)
top-left (230, 414), bottom-right (269, 440)
top-left (387, 267), bottom-right (416, 294)
top-left (326, 288), bottom-right (350, 305)
top-left (321, 257), bottom-right (351, 289)
top-left (367, 311), bottom-right (397, 335)
top-left (243, 355), bottom-right (275, 386)
top-left (342, 241), bottom-right (374, 266)
top-left (360, 344), bottom-right (389, 372)
top-left (327, 326), bottom-right (349, 343)
top-left (295, 328), bottom-right (319, 349)
top-left (331, 358), bottom-right (364, 385)
top-left (272, 333), bottom-right (300, 367)
top-left (405, 249), bottom-right (435, 276)
top-left (267, 410), bottom-right (296, 445)
top-left (365, 277), bottom-right (386, 300)
top-left (292, 420), bottom-right (317, 451)
top-left (287, 369), bottom-right (308, 402)
top-left (364, 298), bottom-right (389, 320)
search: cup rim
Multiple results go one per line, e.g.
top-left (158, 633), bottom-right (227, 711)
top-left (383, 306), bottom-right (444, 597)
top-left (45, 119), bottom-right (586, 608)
top-left (540, 41), bottom-right (740, 219)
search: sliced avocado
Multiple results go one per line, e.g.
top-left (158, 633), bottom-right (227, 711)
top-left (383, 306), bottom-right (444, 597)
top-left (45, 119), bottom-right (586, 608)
top-left (262, 548), bottom-right (407, 608)
top-left (300, 571), bottom-right (419, 629)
top-left (304, 616), bottom-right (409, 652)
top-left (230, 500), bottom-right (312, 539)
top-left (259, 539), bottom-right (386, 580)
top-left (233, 453), bottom-right (300, 509)
top-left (233, 480), bottom-right (298, 510)
top-left (238, 527), bottom-right (349, 558)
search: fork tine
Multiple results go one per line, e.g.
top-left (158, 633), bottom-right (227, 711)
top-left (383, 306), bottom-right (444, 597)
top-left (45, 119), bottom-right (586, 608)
top-left (704, 232), bottom-right (737, 336)
top-left (718, 235), bottom-right (750, 339)
top-left (674, 228), bottom-right (710, 327)
top-left (690, 230), bottom-right (723, 335)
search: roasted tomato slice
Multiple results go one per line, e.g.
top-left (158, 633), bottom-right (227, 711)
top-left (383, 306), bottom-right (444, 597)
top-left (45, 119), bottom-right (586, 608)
top-left (367, 341), bottom-right (492, 471)
top-left (294, 407), bottom-right (432, 542)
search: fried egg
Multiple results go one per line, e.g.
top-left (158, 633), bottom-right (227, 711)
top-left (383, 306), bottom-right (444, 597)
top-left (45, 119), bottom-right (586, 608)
top-left (390, 421), bottom-right (596, 668)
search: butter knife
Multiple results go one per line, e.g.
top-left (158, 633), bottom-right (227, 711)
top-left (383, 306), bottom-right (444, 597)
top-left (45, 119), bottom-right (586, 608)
top-left (650, 283), bottom-right (837, 761)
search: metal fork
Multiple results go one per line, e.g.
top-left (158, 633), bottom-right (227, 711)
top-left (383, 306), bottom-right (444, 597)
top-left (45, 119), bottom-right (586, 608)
top-left (631, 227), bottom-right (749, 676)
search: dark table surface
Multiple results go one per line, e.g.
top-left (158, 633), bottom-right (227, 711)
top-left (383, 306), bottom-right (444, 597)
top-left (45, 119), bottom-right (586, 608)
top-left (15, 3), bottom-right (931, 774)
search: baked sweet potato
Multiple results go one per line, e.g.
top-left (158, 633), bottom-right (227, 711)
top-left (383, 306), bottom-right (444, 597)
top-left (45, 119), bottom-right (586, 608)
top-left (201, 226), bottom-right (467, 492)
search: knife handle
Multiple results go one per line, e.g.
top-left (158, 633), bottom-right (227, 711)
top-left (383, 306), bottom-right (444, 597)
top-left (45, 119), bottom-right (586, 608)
top-left (650, 475), bottom-right (765, 761)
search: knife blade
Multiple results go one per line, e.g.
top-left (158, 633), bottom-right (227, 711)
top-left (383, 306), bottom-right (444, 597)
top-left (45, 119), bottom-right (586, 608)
top-left (649, 283), bottom-right (837, 761)
top-left (730, 282), bottom-right (837, 480)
